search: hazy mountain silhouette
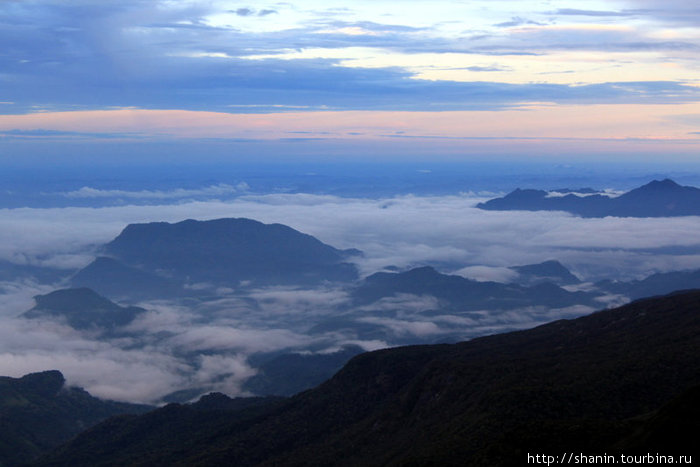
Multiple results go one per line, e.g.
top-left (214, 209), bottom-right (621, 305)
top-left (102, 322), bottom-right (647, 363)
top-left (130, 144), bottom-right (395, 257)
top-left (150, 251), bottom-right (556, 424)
top-left (71, 218), bottom-right (361, 299)
top-left (597, 268), bottom-right (700, 300)
top-left (0, 259), bottom-right (69, 284)
top-left (353, 265), bottom-right (594, 310)
top-left (33, 289), bottom-right (700, 466)
top-left (22, 288), bottom-right (146, 331)
top-left (477, 179), bottom-right (700, 217)
top-left (510, 260), bottom-right (580, 286)
top-left (243, 346), bottom-right (365, 396)
top-left (0, 370), bottom-right (149, 467)
top-left (70, 256), bottom-right (184, 300)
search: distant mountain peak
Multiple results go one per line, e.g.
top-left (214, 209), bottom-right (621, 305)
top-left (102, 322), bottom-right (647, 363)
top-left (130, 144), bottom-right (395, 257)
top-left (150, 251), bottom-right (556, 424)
top-left (404, 265), bottom-right (441, 278)
top-left (94, 217), bottom-right (360, 292)
top-left (23, 287), bottom-right (146, 330)
top-left (32, 287), bottom-right (117, 312)
top-left (510, 260), bottom-right (580, 285)
top-left (477, 179), bottom-right (700, 217)
top-left (18, 370), bottom-right (66, 397)
top-left (636, 178), bottom-right (681, 191)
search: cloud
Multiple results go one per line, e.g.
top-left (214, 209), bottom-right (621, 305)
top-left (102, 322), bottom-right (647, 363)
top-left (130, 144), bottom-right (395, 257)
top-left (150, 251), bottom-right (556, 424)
top-left (62, 183), bottom-right (249, 200)
top-left (2, 191), bottom-right (700, 279)
top-left (0, 316), bottom-right (190, 403)
top-left (2, 189), bottom-right (700, 402)
top-left (168, 326), bottom-right (312, 354)
top-left (454, 266), bottom-right (519, 283)
top-left (230, 8), bottom-right (277, 18)
top-left (247, 287), bottom-right (351, 317)
top-left (1, 0), bottom-right (698, 115)
top-left (494, 17), bottom-right (544, 28)
top-left (357, 316), bottom-right (443, 338)
top-left (234, 8), bottom-right (254, 17)
top-left (0, 129), bottom-right (142, 140)
top-left (356, 294), bottom-right (442, 314)
top-left (553, 9), bottom-right (634, 17)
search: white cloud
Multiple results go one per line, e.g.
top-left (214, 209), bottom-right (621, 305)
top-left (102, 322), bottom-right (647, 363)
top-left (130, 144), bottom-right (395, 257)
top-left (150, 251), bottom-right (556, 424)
top-left (454, 266), bottom-right (519, 283)
top-left (2, 191), bottom-right (699, 277)
top-left (1, 191), bottom-right (699, 403)
top-left (356, 293), bottom-right (441, 314)
top-left (357, 316), bottom-right (443, 338)
top-left (62, 183), bottom-right (248, 199)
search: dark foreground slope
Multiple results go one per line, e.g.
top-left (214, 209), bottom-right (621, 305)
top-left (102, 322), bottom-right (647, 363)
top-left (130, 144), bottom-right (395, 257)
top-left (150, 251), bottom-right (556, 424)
top-left (0, 371), bottom-right (149, 467)
top-left (36, 291), bottom-right (700, 466)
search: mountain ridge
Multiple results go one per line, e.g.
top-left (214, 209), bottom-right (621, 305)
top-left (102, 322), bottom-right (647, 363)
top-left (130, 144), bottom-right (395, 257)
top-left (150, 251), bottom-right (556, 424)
top-left (0, 370), bottom-right (150, 467)
top-left (22, 287), bottom-right (146, 331)
top-left (70, 217), bottom-right (360, 299)
top-left (477, 179), bottom-right (700, 217)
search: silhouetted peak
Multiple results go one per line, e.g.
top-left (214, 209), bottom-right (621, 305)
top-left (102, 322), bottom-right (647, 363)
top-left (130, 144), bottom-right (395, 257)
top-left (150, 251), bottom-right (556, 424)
top-left (636, 179), bottom-right (681, 191)
top-left (33, 288), bottom-right (114, 312)
top-left (26, 287), bottom-right (146, 330)
top-left (512, 260), bottom-right (577, 278)
top-left (478, 179), bottom-right (700, 217)
top-left (404, 266), bottom-right (441, 278)
top-left (19, 370), bottom-right (65, 396)
top-left (97, 217), bottom-right (360, 289)
top-left (193, 392), bottom-right (233, 410)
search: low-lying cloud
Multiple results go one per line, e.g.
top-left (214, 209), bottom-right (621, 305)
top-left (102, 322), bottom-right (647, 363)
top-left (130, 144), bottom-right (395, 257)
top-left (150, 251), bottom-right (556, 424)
top-left (62, 183), bottom-right (249, 200)
top-left (1, 192), bottom-right (699, 403)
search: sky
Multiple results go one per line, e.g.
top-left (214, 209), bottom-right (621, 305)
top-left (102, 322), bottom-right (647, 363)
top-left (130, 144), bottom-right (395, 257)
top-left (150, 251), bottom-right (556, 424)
top-left (1, 0), bottom-right (700, 163)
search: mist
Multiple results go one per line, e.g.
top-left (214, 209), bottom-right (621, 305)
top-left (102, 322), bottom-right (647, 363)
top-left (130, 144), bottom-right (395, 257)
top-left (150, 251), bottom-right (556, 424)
top-left (1, 190), bottom-right (699, 403)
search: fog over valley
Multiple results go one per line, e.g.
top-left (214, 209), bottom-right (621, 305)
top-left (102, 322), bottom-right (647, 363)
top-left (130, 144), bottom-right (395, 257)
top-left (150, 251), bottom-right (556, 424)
top-left (2, 172), bottom-right (700, 403)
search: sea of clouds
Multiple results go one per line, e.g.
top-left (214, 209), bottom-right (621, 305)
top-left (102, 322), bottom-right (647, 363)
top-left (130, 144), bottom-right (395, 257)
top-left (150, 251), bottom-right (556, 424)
top-left (1, 190), bottom-right (699, 403)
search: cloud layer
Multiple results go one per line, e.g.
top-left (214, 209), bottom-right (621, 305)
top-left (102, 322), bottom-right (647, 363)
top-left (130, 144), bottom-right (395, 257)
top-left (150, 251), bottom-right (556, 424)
top-left (1, 190), bottom-right (699, 403)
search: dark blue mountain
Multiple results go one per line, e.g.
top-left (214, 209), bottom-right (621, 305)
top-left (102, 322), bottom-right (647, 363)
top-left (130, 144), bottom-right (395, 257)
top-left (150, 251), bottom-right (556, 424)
top-left (22, 288), bottom-right (146, 330)
top-left (477, 179), bottom-right (700, 217)
top-left (70, 256), bottom-right (183, 300)
top-left (597, 268), bottom-right (700, 300)
top-left (353, 265), bottom-right (594, 310)
top-left (243, 346), bottom-right (365, 397)
top-left (0, 370), bottom-right (149, 466)
top-left (71, 218), bottom-right (360, 299)
top-left (510, 260), bottom-right (580, 286)
top-left (0, 259), bottom-right (69, 284)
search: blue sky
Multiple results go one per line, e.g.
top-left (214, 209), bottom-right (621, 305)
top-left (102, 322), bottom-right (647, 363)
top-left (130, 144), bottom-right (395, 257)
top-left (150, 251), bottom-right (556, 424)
top-left (1, 0), bottom-right (699, 162)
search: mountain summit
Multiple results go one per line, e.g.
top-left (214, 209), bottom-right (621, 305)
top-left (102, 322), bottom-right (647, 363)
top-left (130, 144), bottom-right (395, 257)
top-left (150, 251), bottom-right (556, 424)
top-left (71, 217), bottom-right (360, 299)
top-left (23, 288), bottom-right (146, 330)
top-left (0, 371), bottom-right (149, 466)
top-left (477, 179), bottom-right (700, 217)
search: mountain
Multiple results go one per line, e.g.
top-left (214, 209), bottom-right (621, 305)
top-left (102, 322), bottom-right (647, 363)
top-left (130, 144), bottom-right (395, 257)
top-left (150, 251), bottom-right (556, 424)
top-left (70, 256), bottom-right (184, 300)
top-left (0, 259), bottom-right (69, 285)
top-left (476, 179), bottom-right (700, 217)
top-left (71, 218), bottom-right (360, 299)
top-left (353, 265), bottom-right (594, 310)
top-left (597, 268), bottom-right (700, 301)
top-left (242, 346), bottom-right (365, 396)
top-left (22, 288), bottom-right (146, 331)
top-left (0, 370), bottom-right (149, 467)
top-left (510, 260), bottom-right (580, 286)
top-left (33, 289), bottom-right (700, 466)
